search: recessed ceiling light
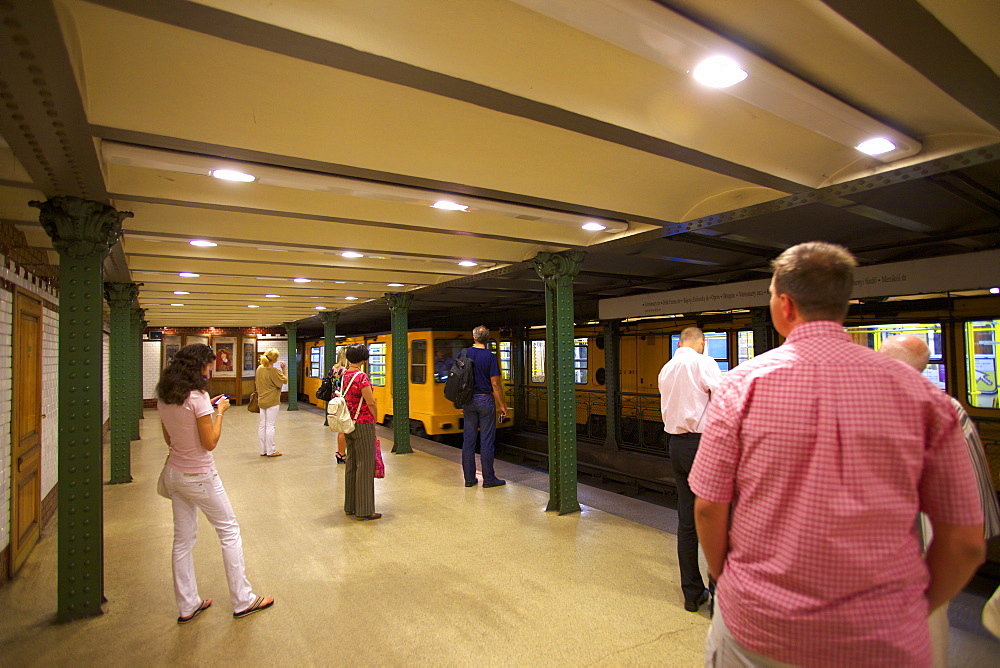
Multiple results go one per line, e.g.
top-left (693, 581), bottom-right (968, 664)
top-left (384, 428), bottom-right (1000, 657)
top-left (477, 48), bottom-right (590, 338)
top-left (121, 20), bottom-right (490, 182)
top-left (855, 137), bottom-right (896, 155)
top-left (315, 306), bottom-right (327, 310)
top-left (991, 287), bottom-right (1000, 295)
top-left (170, 303), bottom-right (184, 306)
top-left (247, 304), bottom-right (259, 308)
top-left (210, 169), bottom-right (256, 182)
top-left (265, 294), bottom-right (280, 298)
top-left (692, 56), bottom-right (748, 88)
top-left (344, 296), bottom-right (359, 301)
top-left (173, 290), bottom-right (190, 295)
top-left (341, 251), bottom-right (364, 258)
top-left (293, 278), bottom-right (312, 283)
top-left (582, 222), bottom-right (607, 231)
top-left (432, 200), bottom-right (469, 211)
top-left (189, 240), bottom-right (217, 247)
top-left (458, 260), bottom-right (478, 267)
top-left (178, 272), bottom-right (200, 278)
top-left (387, 283), bottom-right (404, 287)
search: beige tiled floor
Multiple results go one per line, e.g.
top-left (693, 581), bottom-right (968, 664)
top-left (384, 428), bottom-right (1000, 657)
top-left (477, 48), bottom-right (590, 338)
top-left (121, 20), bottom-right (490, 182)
top-left (0, 407), bottom-right (711, 666)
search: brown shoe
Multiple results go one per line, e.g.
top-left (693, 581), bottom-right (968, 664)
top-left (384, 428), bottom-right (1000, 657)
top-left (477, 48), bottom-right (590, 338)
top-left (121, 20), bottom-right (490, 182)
top-left (267, 452), bottom-right (283, 457)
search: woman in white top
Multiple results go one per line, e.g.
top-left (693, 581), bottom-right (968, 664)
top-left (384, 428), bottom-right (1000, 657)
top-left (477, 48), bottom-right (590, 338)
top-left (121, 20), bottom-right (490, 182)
top-left (156, 344), bottom-right (274, 623)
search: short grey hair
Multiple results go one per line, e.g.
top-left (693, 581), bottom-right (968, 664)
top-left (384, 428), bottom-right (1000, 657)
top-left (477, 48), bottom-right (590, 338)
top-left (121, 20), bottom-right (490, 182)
top-left (771, 241), bottom-right (857, 322)
top-left (472, 325), bottom-right (490, 344)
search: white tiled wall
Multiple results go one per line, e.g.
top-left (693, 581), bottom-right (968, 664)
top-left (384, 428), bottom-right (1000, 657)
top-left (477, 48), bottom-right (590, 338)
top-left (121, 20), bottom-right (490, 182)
top-left (0, 290), bottom-right (12, 552)
top-left (257, 337), bottom-right (289, 391)
top-left (40, 311), bottom-right (58, 497)
top-left (143, 340), bottom-right (161, 399)
top-left (102, 332), bottom-right (110, 425)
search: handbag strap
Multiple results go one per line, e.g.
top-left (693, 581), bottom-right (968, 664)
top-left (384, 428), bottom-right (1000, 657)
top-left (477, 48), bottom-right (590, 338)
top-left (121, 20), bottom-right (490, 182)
top-left (342, 370), bottom-right (367, 421)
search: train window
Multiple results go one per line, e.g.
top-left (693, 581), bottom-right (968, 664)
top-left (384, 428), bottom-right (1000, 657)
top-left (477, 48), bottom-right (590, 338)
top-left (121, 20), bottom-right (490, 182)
top-left (368, 343), bottom-right (387, 386)
top-left (411, 339), bottom-right (427, 384)
top-left (670, 331), bottom-right (729, 371)
top-left (574, 337), bottom-right (588, 384)
top-left (966, 320), bottom-right (999, 409)
top-left (499, 341), bottom-right (512, 381)
top-left (433, 338), bottom-right (471, 383)
top-left (846, 323), bottom-right (946, 391)
top-left (530, 340), bottom-right (545, 383)
top-left (309, 346), bottom-right (323, 378)
top-left (737, 331), bottom-right (755, 365)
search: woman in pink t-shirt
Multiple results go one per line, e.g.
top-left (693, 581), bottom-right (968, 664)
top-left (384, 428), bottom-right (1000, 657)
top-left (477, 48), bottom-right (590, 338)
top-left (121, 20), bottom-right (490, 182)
top-left (156, 344), bottom-right (274, 623)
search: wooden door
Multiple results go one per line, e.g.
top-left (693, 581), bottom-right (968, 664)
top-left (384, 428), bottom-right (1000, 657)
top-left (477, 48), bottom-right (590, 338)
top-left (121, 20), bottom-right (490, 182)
top-left (11, 290), bottom-right (42, 576)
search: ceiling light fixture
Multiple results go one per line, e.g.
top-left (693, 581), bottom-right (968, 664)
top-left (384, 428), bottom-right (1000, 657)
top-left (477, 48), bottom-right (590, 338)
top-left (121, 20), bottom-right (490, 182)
top-left (692, 56), bottom-right (747, 88)
top-left (432, 200), bottom-right (469, 211)
top-left (293, 278), bottom-right (312, 283)
top-left (173, 290), bottom-right (190, 295)
top-left (247, 304), bottom-right (259, 308)
top-left (315, 306), bottom-right (327, 310)
top-left (344, 296), bottom-right (359, 301)
top-left (855, 138), bottom-right (897, 156)
top-left (991, 287), bottom-right (1000, 295)
top-left (387, 283), bottom-right (404, 287)
top-left (513, 0), bottom-right (921, 163)
top-left (210, 169), bottom-right (256, 182)
top-left (265, 294), bottom-right (280, 298)
top-left (458, 260), bottom-right (478, 267)
top-left (170, 303), bottom-right (184, 306)
top-left (582, 222), bottom-right (608, 231)
top-left (178, 272), bottom-right (200, 278)
top-left (189, 239), bottom-right (218, 247)
top-left (341, 251), bottom-right (364, 258)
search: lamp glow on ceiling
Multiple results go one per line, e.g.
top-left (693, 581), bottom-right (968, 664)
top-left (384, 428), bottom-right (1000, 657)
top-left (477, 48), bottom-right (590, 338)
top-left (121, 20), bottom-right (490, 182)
top-left (341, 251), bottom-right (364, 258)
top-left (265, 294), bottom-right (280, 298)
top-left (170, 303), bottom-right (184, 306)
top-left (189, 239), bottom-right (217, 247)
top-left (178, 272), bottom-right (200, 278)
top-left (211, 169), bottom-right (256, 182)
top-left (991, 287), bottom-right (1000, 295)
top-left (458, 260), bottom-right (478, 267)
top-left (387, 282), bottom-right (404, 287)
top-left (293, 278), bottom-right (311, 283)
top-left (247, 304), bottom-right (259, 308)
top-left (344, 296), bottom-right (359, 301)
top-left (582, 221), bottom-right (608, 231)
top-left (432, 200), bottom-right (469, 211)
top-left (692, 56), bottom-right (747, 88)
top-left (173, 290), bottom-right (189, 295)
top-left (315, 306), bottom-right (327, 310)
top-left (855, 138), bottom-right (897, 156)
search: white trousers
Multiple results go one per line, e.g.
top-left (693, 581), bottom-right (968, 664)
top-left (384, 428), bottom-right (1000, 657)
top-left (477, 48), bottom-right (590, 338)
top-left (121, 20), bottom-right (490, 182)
top-left (165, 467), bottom-right (256, 616)
top-left (258, 404), bottom-right (279, 455)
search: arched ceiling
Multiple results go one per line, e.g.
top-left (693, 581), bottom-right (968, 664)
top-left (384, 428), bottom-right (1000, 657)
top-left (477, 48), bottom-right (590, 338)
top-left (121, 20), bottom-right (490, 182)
top-left (1, 0), bottom-right (997, 334)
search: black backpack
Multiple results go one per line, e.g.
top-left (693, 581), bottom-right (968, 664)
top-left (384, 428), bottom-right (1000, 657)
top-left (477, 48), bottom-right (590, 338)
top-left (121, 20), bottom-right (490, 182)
top-left (443, 349), bottom-right (475, 408)
top-left (316, 375), bottom-right (334, 402)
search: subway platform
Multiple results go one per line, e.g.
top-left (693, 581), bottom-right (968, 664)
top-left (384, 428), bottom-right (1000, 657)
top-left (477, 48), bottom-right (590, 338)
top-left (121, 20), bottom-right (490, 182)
top-left (1, 406), bottom-right (997, 666)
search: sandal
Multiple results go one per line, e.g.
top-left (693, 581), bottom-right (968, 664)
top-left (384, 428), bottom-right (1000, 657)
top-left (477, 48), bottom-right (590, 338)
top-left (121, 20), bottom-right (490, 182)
top-left (357, 513), bottom-right (382, 521)
top-left (267, 452), bottom-right (283, 457)
top-left (335, 452), bottom-right (346, 464)
top-left (177, 598), bottom-right (212, 624)
top-left (233, 595), bottom-right (274, 619)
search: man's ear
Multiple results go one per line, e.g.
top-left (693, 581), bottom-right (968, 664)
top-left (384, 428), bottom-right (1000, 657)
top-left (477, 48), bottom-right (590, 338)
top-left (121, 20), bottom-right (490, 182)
top-left (780, 293), bottom-right (798, 324)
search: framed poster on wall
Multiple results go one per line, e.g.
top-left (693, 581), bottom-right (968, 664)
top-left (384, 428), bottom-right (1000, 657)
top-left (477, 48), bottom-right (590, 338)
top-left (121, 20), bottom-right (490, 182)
top-left (187, 334), bottom-right (208, 347)
top-left (243, 337), bottom-right (257, 373)
top-left (212, 337), bottom-right (237, 378)
top-left (162, 335), bottom-right (182, 370)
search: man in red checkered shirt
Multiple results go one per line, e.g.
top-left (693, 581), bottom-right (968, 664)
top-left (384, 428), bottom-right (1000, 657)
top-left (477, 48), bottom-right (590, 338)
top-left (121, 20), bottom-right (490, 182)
top-left (690, 242), bottom-right (985, 667)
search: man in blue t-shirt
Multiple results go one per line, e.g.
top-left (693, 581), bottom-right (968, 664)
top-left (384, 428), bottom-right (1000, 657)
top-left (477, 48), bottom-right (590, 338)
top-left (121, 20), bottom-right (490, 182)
top-left (462, 325), bottom-right (509, 488)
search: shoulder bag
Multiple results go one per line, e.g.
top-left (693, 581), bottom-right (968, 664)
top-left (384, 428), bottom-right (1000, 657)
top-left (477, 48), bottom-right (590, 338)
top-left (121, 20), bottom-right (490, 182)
top-left (247, 391), bottom-right (260, 413)
top-left (327, 371), bottom-right (365, 434)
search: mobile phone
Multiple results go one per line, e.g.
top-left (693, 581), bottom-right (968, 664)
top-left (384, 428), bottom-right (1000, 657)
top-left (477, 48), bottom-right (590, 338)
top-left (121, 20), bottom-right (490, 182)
top-left (212, 395), bottom-right (228, 406)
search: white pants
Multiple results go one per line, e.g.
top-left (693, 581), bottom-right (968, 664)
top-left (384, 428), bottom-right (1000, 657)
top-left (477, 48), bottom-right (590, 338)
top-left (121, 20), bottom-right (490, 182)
top-left (705, 604), bottom-right (796, 668)
top-left (165, 467), bottom-right (256, 616)
top-left (258, 404), bottom-right (279, 455)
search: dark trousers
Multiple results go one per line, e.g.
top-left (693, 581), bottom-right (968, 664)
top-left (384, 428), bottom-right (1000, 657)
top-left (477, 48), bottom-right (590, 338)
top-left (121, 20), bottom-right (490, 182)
top-left (344, 422), bottom-right (376, 516)
top-left (670, 432), bottom-right (706, 602)
top-left (462, 394), bottom-right (499, 484)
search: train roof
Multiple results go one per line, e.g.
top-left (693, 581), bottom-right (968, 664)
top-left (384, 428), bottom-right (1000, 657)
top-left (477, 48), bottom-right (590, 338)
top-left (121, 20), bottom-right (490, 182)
top-left (2, 1), bottom-right (998, 335)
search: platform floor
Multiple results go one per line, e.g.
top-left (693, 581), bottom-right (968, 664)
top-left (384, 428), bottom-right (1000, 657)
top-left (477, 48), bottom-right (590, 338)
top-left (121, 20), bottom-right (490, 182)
top-left (1, 406), bottom-right (997, 666)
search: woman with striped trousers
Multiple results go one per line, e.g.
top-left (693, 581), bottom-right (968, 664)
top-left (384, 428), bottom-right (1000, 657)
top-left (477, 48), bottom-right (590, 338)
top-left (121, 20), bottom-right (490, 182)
top-left (342, 343), bottom-right (380, 521)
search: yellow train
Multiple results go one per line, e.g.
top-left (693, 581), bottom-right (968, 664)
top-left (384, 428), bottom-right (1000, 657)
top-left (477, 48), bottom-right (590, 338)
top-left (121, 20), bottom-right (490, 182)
top-left (301, 329), bottom-right (516, 437)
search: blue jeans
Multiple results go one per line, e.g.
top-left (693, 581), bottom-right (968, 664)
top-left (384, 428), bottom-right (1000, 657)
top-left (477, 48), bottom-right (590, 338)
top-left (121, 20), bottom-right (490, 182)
top-left (463, 394), bottom-right (499, 483)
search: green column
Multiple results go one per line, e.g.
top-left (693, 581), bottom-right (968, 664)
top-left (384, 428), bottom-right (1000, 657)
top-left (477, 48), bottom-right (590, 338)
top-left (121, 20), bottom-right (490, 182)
top-left (318, 311), bottom-right (340, 426)
top-left (104, 283), bottom-right (139, 484)
top-left (533, 250), bottom-right (585, 515)
top-left (386, 293), bottom-right (413, 454)
top-left (283, 322), bottom-right (299, 411)
top-left (602, 319), bottom-right (621, 448)
top-left (33, 196), bottom-right (131, 621)
top-left (750, 306), bottom-right (777, 355)
top-left (130, 308), bottom-right (146, 440)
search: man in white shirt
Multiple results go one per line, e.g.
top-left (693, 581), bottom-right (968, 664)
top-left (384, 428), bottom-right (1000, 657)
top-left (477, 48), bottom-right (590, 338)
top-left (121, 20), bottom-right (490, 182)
top-left (657, 326), bottom-right (723, 612)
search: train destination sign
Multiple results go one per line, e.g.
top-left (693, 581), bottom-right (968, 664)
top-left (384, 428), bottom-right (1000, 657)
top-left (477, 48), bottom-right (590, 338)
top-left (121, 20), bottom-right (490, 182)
top-left (599, 248), bottom-right (1000, 320)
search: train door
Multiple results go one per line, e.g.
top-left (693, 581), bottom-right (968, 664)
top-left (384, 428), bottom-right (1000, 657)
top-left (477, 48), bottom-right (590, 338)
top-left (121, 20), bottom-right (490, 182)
top-left (366, 337), bottom-right (389, 423)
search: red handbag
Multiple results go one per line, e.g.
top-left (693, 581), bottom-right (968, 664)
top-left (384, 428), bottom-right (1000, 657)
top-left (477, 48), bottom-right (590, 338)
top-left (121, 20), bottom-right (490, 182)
top-left (374, 438), bottom-right (385, 479)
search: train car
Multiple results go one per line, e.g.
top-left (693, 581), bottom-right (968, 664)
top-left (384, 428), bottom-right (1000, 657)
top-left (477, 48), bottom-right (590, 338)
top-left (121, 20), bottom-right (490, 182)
top-left (301, 329), bottom-right (516, 438)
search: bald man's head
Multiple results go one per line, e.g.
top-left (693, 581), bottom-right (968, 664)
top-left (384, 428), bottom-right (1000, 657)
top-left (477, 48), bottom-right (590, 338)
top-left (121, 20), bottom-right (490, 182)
top-left (879, 334), bottom-right (930, 372)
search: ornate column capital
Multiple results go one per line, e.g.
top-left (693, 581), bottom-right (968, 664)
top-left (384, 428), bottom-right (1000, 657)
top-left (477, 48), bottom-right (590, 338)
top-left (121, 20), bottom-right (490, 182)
top-left (532, 250), bottom-right (585, 287)
top-left (31, 196), bottom-right (132, 259)
top-left (104, 282), bottom-right (141, 308)
top-left (317, 311), bottom-right (341, 326)
top-left (385, 292), bottom-right (413, 312)
top-left (283, 321), bottom-right (299, 335)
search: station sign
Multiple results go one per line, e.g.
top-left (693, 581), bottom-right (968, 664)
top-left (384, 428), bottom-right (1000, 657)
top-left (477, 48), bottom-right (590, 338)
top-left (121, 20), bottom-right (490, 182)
top-left (599, 248), bottom-right (1000, 320)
